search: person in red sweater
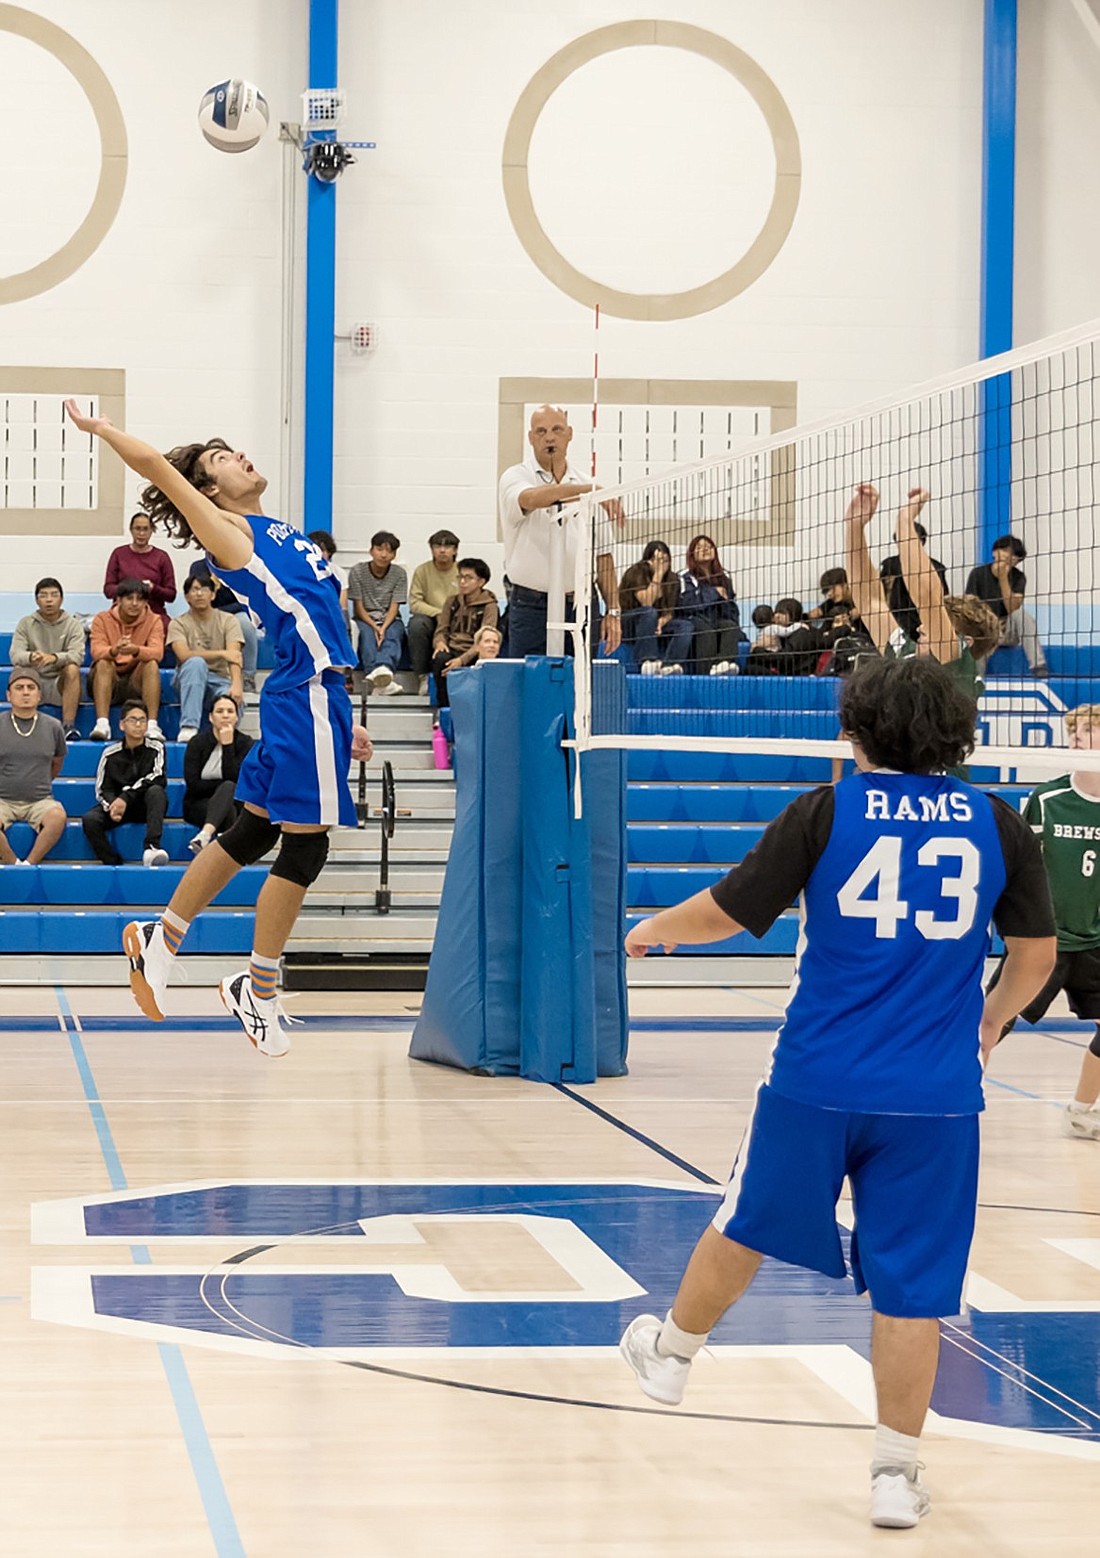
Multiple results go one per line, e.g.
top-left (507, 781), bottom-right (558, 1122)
top-left (104, 512), bottom-right (178, 631)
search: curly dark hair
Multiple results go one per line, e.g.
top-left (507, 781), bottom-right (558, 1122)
top-left (839, 655), bottom-right (976, 772)
top-left (139, 438), bottom-right (232, 547)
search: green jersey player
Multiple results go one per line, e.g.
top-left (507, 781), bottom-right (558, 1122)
top-left (990, 703), bottom-right (1100, 1138)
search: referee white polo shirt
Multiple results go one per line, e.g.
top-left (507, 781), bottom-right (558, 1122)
top-left (498, 456), bottom-right (614, 593)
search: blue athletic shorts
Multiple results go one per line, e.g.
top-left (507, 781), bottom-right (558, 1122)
top-left (236, 670), bottom-right (356, 827)
top-left (712, 1084), bottom-right (980, 1319)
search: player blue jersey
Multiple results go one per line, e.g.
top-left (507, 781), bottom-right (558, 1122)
top-left (712, 771), bottom-right (1052, 1116)
top-left (210, 517), bottom-right (355, 694)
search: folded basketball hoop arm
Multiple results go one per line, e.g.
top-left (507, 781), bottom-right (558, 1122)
top-left (375, 760), bottom-right (395, 915)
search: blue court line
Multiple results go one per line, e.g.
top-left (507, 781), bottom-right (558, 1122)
top-left (54, 988), bottom-right (245, 1558)
top-left (554, 1083), bottom-right (719, 1186)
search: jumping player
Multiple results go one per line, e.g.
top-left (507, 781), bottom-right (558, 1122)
top-left (844, 483), bottom-right (1000, 694)
top-left (64, 401), bottom-right (371, 1057)
top-left (989, 702), bottom-right (1100, 1138)
top-left (619, 656), bottom-right (1055, 1530)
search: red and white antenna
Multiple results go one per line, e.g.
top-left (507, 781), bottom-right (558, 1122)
top-left (591, 302), bottom-right (600, 483)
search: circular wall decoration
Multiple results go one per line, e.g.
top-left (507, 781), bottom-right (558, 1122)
top-left (502, 20), bottom-right (801, 322)
top-left (0, 5), bottom-right (127, 305)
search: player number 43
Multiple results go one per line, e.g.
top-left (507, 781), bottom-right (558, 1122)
top-left (836, 836), bottom-right (981, 941)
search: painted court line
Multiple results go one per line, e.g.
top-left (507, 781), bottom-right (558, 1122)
top-left (53, 987), bottom-right (245, 1558)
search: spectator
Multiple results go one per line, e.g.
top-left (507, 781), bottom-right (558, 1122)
top-left (472, 624), bottom-right (503, 662)
top-left (168, 574), bottom-right (244, 743)
top-left (182, 693), bottom-right (255, 854)
top-left (679, 535), bottom-right (744, 675)
top-left (81, 699), bottom-right (168, 866)
top-left (0, 669), bottom-right (67, 865)
top-left (104, 512), bottom-right (177, 632)
top-left (187, 558), bottom-right (261, 692)
top-left (430, 559), bottom-right (499, 708)
top-left (620, 542), bottom-right (693, 674)
top-left (348, 531), bottom-right (407, 695)
top-left (809, 567), bottom-right (853, 625)
top-left (498, 405), bottom-right (621, 657)
top-left (964, 535), bottom-right (1048, 676)
top-left (880, 521), bottom-right (948, 643)
top-left (10, 577), bottom-right (85, 741)
top-left (307, 529), bottom-right (349, 615)
top-left (88, 580), bottom-right (165, 742)
top-left (408, 530), bottom-right (460, 697)
top-left (745, 598), bottom-right (821, 676)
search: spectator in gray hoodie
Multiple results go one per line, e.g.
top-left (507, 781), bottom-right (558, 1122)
top-left (11, 578), bottom-right (86, 740)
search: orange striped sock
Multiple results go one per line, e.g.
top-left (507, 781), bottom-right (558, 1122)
top-left (249, 953), bottom-right (279, 1001)
top-left (160, 910), bottom-right (190, 956)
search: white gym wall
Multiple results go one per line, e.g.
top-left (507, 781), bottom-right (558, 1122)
top-left (1, 0), bottom-right (1097, 594)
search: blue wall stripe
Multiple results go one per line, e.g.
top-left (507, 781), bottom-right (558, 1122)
top-left (978, 0), bottom-right (1017, 558)
top-left (54, 988), bottom-right (246, 1558)
top-left (304, 0), bottom-right (339, 534)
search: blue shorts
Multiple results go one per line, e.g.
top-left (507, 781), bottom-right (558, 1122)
top-left (236, 670), bottom-right (356, 827)
top-left (713, 1084), bottom-right (979, 1318)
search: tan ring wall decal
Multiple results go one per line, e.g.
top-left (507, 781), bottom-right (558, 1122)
top-left (502, 20), bottom-right (801, 322)
top-left (0, 4), bottom-right (127, 305)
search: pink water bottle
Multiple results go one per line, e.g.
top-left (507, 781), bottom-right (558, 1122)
top-left (432, 724), bottom-right (451, 770)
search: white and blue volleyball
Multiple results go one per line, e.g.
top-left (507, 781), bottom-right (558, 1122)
top-left (198, 79), bottom-right (269, 153)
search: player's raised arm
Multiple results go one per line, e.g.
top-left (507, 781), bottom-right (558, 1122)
top-left (895, 487), bottom-right (957, 663)
top-left (63, 401), bottom-right (252, 570)
top-left (843, 483), bottom-right (892, 651)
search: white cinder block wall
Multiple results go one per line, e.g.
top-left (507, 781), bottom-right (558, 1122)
top-left (2, 0), bottom-right (1098, 598)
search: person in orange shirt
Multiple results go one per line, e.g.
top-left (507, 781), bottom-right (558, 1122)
top-left (88, 579), bottom-right (165, 742)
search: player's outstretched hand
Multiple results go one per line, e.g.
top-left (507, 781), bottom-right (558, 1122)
top-left (351, 723), bottom-right (373, 762)
top-left (845, 483), bottom-right (879, 527)
top-left (898, 486), bottom-right (931, 524)
top-left (624, 918), bottom-right (678, 958)
top-left (63, 399), bottom-right (114, 436)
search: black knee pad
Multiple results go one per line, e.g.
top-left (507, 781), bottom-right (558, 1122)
top-left (219, 807), bottom-right (281, 866)
top-left (270, 829), bottom-right (330, 888)
top-left (1090, 1027), bottom-right (1100, 1059)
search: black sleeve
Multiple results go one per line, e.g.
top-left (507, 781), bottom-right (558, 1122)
top-left (183, 732), bottom-right (210, 791)
top-left (710, 786), bottom-right (835, 938)
top-left (989, 794), bottom-right (1056, 939)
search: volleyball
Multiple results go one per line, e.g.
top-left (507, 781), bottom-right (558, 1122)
top-left (198, 79), bottom-right (269, 153)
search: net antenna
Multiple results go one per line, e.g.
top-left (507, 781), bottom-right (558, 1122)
top-left (574, 315), bottom-right (1100, 781)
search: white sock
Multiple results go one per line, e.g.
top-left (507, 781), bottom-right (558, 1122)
top-left (656, 1310), bottom-right (709, 1362)
top-left (871, 1424), bottom-right (921, 1478)
top-left (1068, 1100), bottom-right (1094, 1113)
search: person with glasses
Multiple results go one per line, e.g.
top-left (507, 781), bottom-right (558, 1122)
top-left (81, 699), bottom-right (169, 867)
top-left (429, 559), bottom-right (498, 708)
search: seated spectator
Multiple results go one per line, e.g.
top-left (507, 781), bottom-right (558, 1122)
top-left (964, 535), bottom-right (1048, 675)
top-left (808, 567), bottom-right (853, 625)
top-left (182, 693), bottom-right (255, 854)
top-left (408, 530), bottom-right (460, 697)
top-left (745, 598), bottom-right (822, 675)
top-left (81, 699), bottom-right (168, 866)
top-left (0, 670), bottom-right (68, 865)
top-left (431, 559), bottom-right (499, 707)
top-left (104, 512), bottom-right (177, 634)
top-left (472, 624), bottom-right (503, 662)
top-left (348, 531), bottom-right (407, 695)
top-left (168, 574), bottom-right (244, 743)
top-left (307, 529), bottom-right (350, 615)
top-left (187, 558), bottom-right (261, 692)
top-left (621, 541), bottom-right (693, 674)
top-left (10, 576), bottom-right (85, 741)
top-left (679, 535), bottom-right (744, 675)
top-left (879, 521), bottom-right (948, 643)
top-left (88, 580), bottom-right (165, 742)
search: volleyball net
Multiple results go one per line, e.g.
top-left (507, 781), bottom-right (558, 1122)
top-left (573, 317), bottom-right (1100, 775)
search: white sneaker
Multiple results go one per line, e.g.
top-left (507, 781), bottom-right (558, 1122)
top-left (147, 720), bottom-right (165, 742)
top-left (709, 661), bottom-right (730, 676)
top-left (639, 660), bottom-right (661, 676)
top-left (123, 919), bottom-right (171, 1022)
top-left (142, 846), bottom-right (169, 867)
top-left (188, 831), bottom-right (211, 855)
top-left (177, 726), bottom-right (198, 744)
top-left (90, 717), bottom-right (111, 740)
top-left (378, 679), bottom-right (404, 695)
top-left (659, 663), bottom-right (684, 676)
top-left (417, 674), bottom-right (430, 697)
top-left (619, 1314), bottom-right (691, 1405)
top-left (1063, 1104), bottom-right (1100, 1140)
top-left (220, 971), bottom-right (291, 1058)
top-left (870, 1469), bottom-right (930, 1529)
top-left (367, 666), bottom-right (393, 692)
